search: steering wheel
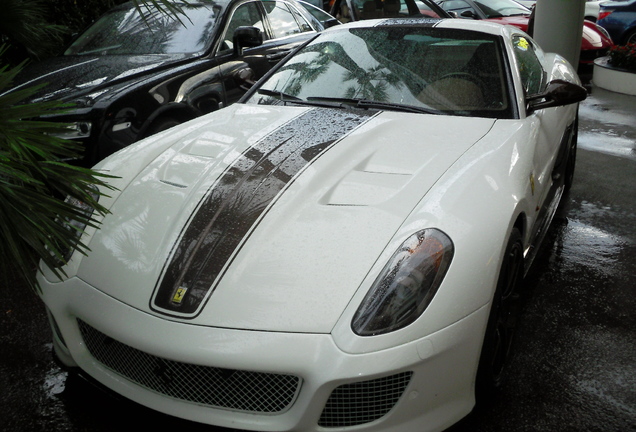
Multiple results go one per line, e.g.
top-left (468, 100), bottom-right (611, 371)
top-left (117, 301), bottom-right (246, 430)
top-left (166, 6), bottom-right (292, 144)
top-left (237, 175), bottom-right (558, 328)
top-left (436, 72), bottom-right (486, 89)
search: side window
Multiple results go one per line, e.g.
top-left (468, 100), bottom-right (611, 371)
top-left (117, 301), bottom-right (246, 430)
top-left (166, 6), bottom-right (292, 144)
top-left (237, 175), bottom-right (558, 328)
top-left (295, 2), bottom-right (334, 28)
top-left (332, 0), bottom-right (353, 23)
top-left (415, 0), bottom-right (444, 18)
top-left (287, 4), bottom-right (315, 32)
top-left (512, 35), bottom-right (545, 95)
top-left (261, 1), bottom-right (305, 39)
top-left (439, 0), bottom-right (478, 17)
top-left (221, 2), bottom-right (265, 50)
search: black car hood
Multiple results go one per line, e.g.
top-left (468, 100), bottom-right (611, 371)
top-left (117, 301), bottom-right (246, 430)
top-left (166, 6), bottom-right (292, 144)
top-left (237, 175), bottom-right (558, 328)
top-left (10, 53), bottom-right (194, 103)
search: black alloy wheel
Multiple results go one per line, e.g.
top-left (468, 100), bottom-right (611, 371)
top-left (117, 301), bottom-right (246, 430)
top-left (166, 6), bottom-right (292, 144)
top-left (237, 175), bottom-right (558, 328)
top-left (564, 114), bottom-right (579, 192)
top-left (476, 227), bottom-right (524, 399)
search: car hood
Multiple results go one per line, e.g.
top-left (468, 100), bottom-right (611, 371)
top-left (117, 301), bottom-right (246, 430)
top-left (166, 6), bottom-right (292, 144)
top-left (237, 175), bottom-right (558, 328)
top-left (77, 104), bottom-right (496, 333)
top-left (8, 53), bottom-right (193, 103)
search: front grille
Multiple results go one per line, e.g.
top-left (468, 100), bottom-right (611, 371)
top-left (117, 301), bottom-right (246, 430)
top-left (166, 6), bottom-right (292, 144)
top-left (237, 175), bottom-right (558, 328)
top-left (318, 371), bottom-right (413, 428)
top-left (78, 319), bottom-right (301, 413)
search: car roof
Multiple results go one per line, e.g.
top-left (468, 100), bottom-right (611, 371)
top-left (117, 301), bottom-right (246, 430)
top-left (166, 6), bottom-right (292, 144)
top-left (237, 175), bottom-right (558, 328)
top-left (325, 16), bottom-right (517, 38)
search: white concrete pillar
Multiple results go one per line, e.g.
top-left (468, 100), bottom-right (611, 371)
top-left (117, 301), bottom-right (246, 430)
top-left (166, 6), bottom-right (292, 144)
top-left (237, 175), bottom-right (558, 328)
top-left (532, 0), bottom-right (585, 66)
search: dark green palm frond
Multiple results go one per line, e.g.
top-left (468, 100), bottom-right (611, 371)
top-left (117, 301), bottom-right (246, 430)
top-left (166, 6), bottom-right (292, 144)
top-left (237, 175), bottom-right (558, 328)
top-left (0, 51), bottom-right (117, 291)
top-left (0, 0), bottom-right (67, 59)
top-left (133, 0), bottom-right (192, 27)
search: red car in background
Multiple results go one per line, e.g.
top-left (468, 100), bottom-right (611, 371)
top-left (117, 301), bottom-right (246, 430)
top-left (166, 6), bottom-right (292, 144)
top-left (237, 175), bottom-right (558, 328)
top-left (437, 0), bottom-right (613, 65)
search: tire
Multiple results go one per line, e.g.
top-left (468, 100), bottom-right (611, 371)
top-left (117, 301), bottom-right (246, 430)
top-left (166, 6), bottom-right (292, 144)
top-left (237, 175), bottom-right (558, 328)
top-left (625, 29), bottom-right (636, 45)
top-left (564, 114), bottom-right (579, 192)
top-left (475, 228), bottom-right (523, 399)
top-left (145, 117), bottom-right (181, 137)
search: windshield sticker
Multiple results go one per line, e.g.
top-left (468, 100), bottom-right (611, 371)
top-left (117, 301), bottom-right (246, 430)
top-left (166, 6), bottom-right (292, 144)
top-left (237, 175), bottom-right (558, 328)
top-left (516, 37), bottom-right (529, 51)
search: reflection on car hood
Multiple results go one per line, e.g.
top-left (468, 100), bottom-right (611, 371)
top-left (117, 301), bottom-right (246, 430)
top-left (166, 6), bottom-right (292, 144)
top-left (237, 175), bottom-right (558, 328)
top-left (9, 54), bottom-right (193, 103)
top-left (581, 21), bottom-right (611, 48)
top-left (486, 15), bottom-right (531, 30)
top-left (77, 104), bottom-right (496, 333)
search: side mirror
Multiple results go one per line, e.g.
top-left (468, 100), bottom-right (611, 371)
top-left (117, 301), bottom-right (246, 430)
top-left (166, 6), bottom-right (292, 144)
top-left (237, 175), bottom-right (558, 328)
top-left (526, 79), bottom-right (587, 113)
top-left (460, 10), bottom-right (477, 18)
top-left (233, 26), bottom-right (263, 56)
top-left (324, 18), bottom-right (341, 28)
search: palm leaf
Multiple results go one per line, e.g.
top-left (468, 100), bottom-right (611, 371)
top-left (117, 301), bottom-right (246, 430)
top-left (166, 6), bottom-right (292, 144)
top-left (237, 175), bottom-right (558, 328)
top-left (0, 48), bottom-right (117, 291)
top-left (132, 0), bottom-right (192, 26)
top-left (0, 0), bottom-right (67, 60)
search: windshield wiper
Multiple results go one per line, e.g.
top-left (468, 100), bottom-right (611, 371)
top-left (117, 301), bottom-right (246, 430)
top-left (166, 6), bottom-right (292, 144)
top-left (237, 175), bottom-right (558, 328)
top-left (257, 88), bottom-right (303, 102)
top-left (257, 90), bottom-right (354, 109)
top-left (256, 92), bottom-right (355, 109)
top-left (308, 96), bottom-right (441, 114)
top-left (358, 99), bottom-right (441, 114)
top-left (258, 93), bottom-right (441, 114)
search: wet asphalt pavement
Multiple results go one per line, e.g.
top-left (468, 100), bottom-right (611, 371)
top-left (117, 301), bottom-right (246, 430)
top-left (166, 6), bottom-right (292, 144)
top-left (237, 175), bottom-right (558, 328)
top-left (1, 80), bottom-right (635, 432)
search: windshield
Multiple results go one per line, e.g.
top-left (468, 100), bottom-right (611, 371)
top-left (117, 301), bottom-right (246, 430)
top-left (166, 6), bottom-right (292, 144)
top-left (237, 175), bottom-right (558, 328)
top-left (474, 0), bottom-right (530, 17)
top-left (248, 25), bottom-right (512, 118)
top-left (65, 3), bottom-right (220, 56)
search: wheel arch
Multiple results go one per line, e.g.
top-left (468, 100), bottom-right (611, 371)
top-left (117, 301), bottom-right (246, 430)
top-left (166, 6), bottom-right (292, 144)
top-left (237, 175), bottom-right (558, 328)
top-left (513, 212), bottom-right (527, 247)
top-left (623, 26), bottom-right (636, 45)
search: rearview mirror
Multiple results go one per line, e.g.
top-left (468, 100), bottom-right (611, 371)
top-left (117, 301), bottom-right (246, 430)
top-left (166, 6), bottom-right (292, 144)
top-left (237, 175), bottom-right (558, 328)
top-left (233, 26), bottom-right (263, 56)
top-left (526, 79), bottom-right (587, 113)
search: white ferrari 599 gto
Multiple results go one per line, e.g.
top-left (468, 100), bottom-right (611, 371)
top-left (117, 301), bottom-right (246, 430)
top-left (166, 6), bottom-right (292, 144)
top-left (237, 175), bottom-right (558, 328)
top-left (38, 16), bottom-right (587, 432)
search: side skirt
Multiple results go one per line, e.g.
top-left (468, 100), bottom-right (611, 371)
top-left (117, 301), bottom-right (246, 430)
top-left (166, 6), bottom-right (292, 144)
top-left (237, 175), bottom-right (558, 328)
top-left (522, 120), bottom-right (575, 274)
top-left (523, 184), bottom-right (564, 275)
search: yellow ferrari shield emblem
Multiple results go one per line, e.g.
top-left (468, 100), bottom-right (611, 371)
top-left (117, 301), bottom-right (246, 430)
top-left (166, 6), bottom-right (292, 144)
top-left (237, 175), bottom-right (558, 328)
top-left (172, 287), bottom-right (188, 304)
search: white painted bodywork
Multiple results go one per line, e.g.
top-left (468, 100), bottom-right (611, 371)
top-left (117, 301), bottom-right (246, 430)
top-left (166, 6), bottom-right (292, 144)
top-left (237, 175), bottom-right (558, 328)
top-left (38, 19), bottom-right (582, 432)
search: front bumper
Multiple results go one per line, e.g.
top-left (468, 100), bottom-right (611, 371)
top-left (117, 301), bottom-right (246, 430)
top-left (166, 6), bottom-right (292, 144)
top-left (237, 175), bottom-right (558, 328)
top-left (39, 274), bottom-right (489, 432)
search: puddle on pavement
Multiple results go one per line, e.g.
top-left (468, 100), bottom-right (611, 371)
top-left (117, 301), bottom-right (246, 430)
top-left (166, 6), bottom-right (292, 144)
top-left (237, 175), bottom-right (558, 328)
top-left (42, 353), bottom-right (67, 398)
top-left (578, 131), bottom-right (636, 160)
top-left (579, 99), bottom-right (636, 160)
top-left (555, 218), bottom-right (624, 274)
top-left (579, 102), bottom-right (635, 130)
top-left (550, 199), bottom-right (634, 276)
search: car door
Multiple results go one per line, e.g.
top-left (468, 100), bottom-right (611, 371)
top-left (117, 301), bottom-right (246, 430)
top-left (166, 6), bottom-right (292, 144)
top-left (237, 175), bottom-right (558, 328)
top-left (512, 34), bottom-right (567, 238)
top-left (217, 0), bottom-right (318, 105)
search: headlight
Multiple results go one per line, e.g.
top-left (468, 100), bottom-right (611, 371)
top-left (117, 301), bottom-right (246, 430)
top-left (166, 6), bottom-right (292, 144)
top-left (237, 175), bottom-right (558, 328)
top-left (57, 189), bottom-right (99, 264)
top-left (51, 121), bottom-right (92, 140)
top-left (352, 229), bottom-right (454, 336)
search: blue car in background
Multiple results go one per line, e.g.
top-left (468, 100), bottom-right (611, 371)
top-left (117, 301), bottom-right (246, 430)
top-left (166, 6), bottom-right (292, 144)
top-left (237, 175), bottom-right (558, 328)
top-left (598, 0), bottom-right (636, 44)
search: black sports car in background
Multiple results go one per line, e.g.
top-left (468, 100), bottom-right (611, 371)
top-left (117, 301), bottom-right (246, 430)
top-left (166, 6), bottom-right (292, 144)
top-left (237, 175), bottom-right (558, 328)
top-left (4, 0), bottom-right (332, 165)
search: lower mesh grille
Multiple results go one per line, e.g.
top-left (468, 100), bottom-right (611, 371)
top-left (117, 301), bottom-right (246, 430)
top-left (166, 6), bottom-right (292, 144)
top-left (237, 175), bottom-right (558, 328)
top-left (77, 319), bottom-right (301, 413)
top-left (318, 371), bottom-right (413, 427)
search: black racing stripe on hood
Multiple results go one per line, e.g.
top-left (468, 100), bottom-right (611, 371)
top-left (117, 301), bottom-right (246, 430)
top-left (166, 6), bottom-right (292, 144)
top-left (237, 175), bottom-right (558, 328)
top-left (151, 108), bottom-right (376, 317)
